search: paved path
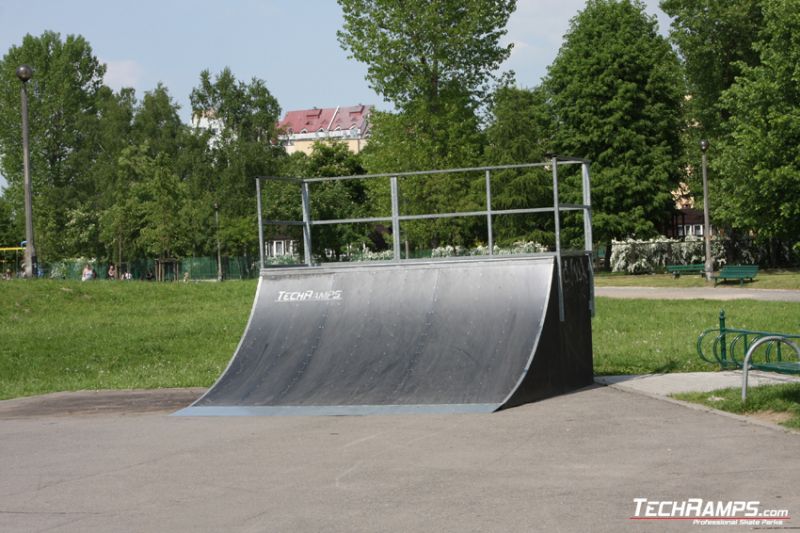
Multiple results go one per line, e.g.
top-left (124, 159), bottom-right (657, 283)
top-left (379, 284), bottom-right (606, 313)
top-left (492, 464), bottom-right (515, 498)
top-left (0, 385), bottom-right (797, 533)
top-left (596, 285), bottom-right (800, 302)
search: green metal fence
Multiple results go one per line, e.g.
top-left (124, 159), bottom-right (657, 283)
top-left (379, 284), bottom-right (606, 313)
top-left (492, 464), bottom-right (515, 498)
top-left (42, 256), bottom-right (259, 281)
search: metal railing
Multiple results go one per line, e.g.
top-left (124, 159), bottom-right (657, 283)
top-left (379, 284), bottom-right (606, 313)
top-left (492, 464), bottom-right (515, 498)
top-left (255, 158), bottom-right (593, 321)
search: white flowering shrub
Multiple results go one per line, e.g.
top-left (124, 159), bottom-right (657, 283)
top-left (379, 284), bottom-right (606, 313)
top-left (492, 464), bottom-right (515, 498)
top-left (342, 249), bottom-right (395, 262)
top-left (434, 241), bottom-right (549, 257)
top-left (609, 237), bottom-right (727, 274)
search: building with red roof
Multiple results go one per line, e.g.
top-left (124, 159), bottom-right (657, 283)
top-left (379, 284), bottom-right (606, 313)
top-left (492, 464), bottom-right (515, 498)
top-left (277, 104), bottom-right (372, 154)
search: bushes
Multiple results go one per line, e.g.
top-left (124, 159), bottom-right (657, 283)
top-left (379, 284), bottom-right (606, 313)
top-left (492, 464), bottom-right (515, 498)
top-left (610, 237), bottom-right (724, 274)
top-left (609, 236), bottom-right (799, 273)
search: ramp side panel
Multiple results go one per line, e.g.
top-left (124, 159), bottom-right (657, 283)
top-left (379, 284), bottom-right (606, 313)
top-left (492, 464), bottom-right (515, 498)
top-left (501, 254), bottom-right (594, 408)
top-left (193, 259), bottom-right (554, 408)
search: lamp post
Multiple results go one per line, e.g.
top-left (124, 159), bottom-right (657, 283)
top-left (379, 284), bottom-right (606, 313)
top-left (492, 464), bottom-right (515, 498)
top-left (17, 64), bottom-right (37, 278)
top-left (700, 139), bottom-right (712, 281)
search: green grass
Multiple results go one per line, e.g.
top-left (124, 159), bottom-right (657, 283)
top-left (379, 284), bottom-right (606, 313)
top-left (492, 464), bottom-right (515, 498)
top-left (0, 279), bottom-right (256, 400)
top-left (595, 268), bottom-right (800, 290)
top-left (592, 298), bottom-right (800, 375)
top-left (674, 383), bottom-right (800, 429)
top-left (1, 279), bottom-right (800, 400)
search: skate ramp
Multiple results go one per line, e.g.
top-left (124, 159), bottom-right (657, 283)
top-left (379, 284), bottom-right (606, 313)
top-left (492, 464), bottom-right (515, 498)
top-left (176, 255), bottom-right (593, 416)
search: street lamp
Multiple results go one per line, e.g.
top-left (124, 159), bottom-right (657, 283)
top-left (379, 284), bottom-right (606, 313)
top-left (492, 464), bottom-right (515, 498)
top-left (16, 64), bottom-right (37, 278)
top-left (700, 139), bottom-right (712, 281)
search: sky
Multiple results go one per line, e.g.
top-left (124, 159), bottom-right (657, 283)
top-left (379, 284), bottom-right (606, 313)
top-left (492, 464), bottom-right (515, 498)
top-left (0, 0), bottom-right (671, 189)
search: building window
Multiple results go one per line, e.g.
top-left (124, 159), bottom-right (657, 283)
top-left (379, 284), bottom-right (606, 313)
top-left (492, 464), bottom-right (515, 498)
top-left (694, 224), bottom-right (703, 236)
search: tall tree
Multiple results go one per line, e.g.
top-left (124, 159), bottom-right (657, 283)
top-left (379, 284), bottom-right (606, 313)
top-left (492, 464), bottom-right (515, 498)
top-left (280, 142), bottom-right (368, 258)
top-left (337, 0), bottom-right (516, 110)
top-left (660, 0), bottom-right (764, 137)
top-left (546, 0), bottom-right (684, 259)
top-left (360, 92), bottom-right (487, 249)
top-left (190, 68), bottom-right (284, 257)
top-left (0, 31), bottom-right (106, 259)
top-left (485, 85), bottom-right (556, 245)
top-left (713, 0), bottom-right (800, 251)
top-left (337, 1), bottom-right (514, 248)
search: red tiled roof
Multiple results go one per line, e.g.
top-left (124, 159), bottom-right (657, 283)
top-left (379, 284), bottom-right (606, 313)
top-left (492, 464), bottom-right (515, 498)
top-left (277, 104), bottom-right (372, 135)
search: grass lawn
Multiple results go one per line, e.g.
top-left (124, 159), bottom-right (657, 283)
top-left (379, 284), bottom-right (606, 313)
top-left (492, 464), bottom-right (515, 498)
top-left (592, 298), bottom-right (800, 375)
top-left (674, 383), bottom-right (800, 430)
top-left (0, 279), bottom-right (256, 400)
top-left (595, 268), bottom-right (800, 290)
top-left (2, 279), bottom-right (800, 400)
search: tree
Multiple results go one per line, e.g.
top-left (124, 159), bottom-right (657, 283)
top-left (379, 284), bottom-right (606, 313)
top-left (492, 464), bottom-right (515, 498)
top-left (0, 195), bottom-right (16, 246)
top-left (337, 0), bottom-right (517, 249)
top-left (546, 0), bottom-right (684, 260)
top-left (485, 85), bottom-right (556, 245)
top-left (337, 0), bottom-right (516, 110)
top-left (660, 0), bottom-right (764, 137)
top-left (360, 92), bottom-right (487, 249)
top-left (0, 31), bottom-right (106, 260)
top-left (279, 142), bottom-right (368, 258)
top-left (190, 68), bottom-right (284, 257)
top-left (713, 0), bottom-right (800, 252)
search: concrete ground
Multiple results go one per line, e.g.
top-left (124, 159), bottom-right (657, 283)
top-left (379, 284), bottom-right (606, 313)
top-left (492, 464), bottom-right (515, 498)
top-left (3, 287), bottom-right (797, 532)
top-left (1, 381), bottom-right (797, 533)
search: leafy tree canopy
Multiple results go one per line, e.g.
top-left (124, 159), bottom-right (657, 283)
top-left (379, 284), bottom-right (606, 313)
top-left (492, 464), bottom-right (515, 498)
top-left (660, 0), bottom-right (764, 137)
top-left (546, 0), bottom-right (684, 248)
top-left (714, 0), bottom-right (800, 242)
top-left (337, 0), bottom-right (516, 110)
top-left (0, 31), bottom-right (106, 260)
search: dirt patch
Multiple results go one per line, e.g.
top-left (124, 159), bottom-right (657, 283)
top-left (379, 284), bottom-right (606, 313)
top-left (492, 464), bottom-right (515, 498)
top-left (749, 409), bottom-right (794, 426)
top-left (0, 388), bottom-right (206, 419)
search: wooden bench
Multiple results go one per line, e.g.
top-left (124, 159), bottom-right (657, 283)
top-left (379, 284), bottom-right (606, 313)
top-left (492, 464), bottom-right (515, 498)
top-left (666, 263), bottom-right (705, 278)
top-left (713, 264), bottom-right (758, 286)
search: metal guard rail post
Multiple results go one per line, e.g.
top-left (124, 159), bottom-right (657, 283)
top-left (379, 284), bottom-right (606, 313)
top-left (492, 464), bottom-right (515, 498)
top-left (741, 336), bottom-right (800, 402)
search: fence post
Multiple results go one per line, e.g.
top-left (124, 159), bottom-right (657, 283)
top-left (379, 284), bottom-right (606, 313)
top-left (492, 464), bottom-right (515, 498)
top-left (551, 156), bottom-right (565, 322)
top-left (301, 181), bottom-right (313, 267)
top-left (390, 176), bottom-right (401, 262)
top-left (485, 170), bottom-right (494, 256)
top-left (256, 178), bottom-right (265, 270)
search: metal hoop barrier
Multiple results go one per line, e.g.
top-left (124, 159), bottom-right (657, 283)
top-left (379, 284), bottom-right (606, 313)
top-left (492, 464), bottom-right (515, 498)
top-left (741, 336), bottom-right (800, 402)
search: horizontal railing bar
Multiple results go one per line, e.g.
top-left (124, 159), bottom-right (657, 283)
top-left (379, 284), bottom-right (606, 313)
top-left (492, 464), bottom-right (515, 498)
top-left (267, 206), bottom-right (587, 228)
top-left (310, 216), bottom-right (393, 226)
top-left (255, 175), bottom-right (302, 183)
top-left (303, 206), bottom-right (600, 227)
top-left (297, 160), bottom-right (587, 183)
top-left (398, 211), bottom-right (487, 221)
top-left (263, 220), bottom-right (305, 226)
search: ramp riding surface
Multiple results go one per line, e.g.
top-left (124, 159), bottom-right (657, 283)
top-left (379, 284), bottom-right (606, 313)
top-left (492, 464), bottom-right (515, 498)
top-left (177, 255), bottom-right (593, 416)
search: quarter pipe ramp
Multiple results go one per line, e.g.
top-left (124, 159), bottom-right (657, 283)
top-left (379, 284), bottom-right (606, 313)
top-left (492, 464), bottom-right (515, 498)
top-left (176, 255), bottom-right (593, 416)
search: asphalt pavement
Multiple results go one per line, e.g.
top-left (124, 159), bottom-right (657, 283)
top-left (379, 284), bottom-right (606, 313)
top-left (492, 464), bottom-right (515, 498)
top-left (2, 285), bottom-right (798, 532)
top-left (1, 381), bottom-right (797, 533)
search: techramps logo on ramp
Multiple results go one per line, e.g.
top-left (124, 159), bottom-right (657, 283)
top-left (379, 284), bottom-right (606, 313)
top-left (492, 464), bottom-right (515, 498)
top-left (275, 290), bottom-right (343, 303)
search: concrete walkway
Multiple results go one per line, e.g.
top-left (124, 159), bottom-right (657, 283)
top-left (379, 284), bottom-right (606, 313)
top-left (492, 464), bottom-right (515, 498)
top-left (1, 383), bottom-right (798, 533)
top-left (596, 285), bottom-right (800, 301)
top-left (596, 370), bottom-right (800, 397)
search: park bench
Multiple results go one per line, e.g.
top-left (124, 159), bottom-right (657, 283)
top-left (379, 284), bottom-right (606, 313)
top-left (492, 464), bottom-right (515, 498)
top-left (697, 310), bottom-right (800, 399)
top-left (713, 264), bottom-right (759, 286)
top-left (665, 263), bottom-right (705, 278)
